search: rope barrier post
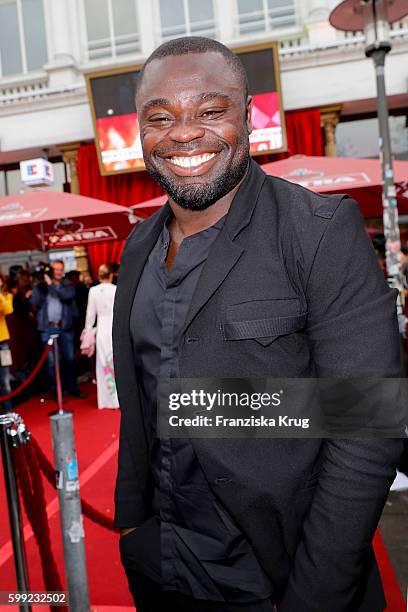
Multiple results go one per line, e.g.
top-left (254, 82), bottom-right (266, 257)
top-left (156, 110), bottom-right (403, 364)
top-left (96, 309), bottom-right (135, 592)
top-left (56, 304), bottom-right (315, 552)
top-left (49, 411), bottom-right (90, 611)
top-left (0, 413), bottom-right (31, 612)
top-left (50, 335), bottom-right (64, 414)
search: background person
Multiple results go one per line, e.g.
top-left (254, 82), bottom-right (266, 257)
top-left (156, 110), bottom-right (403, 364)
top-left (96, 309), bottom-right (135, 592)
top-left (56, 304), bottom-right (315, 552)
top-left (0, 274), bottom-right (13, 413)
top-left (371, 233), bottom-right (386, 277)
top-left (110, 262), bottom-right (120, 286)
top-left (66, 269), bottom-right (89, 338)
top-left (6, 269), bottom-right (44, 400)
top-left (31, 260), bottom-right (85, 401)
top-left (84, 272), bottom-right (97, 289)
top-left (66, 269), bottom-right (92, 380)
top-left (400, 245), bottom-right (408, 291)
top-left (399, 244), bottom-right (408, 477)
top-left (82, 264), bottom-right (118, 409)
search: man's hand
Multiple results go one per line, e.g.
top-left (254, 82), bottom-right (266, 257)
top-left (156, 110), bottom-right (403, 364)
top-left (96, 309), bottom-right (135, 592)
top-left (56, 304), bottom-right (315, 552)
top-left (44, 274), bottom-right (52, 286)
top-left (120, 527), bottom-right (137, 537)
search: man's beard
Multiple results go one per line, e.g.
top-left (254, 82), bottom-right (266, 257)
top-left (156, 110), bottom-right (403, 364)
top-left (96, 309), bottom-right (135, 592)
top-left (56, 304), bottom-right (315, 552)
top-left (144, 137), bottom-right (250, 211)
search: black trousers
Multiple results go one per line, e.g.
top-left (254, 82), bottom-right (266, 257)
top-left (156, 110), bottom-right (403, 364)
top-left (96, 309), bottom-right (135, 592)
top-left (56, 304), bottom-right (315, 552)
top-left (124, 570), bottom-right (276, 612)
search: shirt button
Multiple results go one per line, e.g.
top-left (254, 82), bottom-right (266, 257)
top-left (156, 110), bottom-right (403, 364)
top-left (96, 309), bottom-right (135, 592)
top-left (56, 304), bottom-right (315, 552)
top-left (186, 337), bottom-right (200, 344)
top-left (214, 477), bottom-right (231, 485)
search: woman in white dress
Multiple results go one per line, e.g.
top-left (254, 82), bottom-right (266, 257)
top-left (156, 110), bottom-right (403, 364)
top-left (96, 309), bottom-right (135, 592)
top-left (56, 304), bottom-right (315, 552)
top-left (82, 264), bottom-right (119, 409)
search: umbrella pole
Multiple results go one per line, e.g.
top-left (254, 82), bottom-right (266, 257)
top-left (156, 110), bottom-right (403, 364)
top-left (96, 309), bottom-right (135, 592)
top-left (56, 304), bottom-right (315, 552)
top-left (39, 222), bottom-right (50, 262)
top-left (366, 46), bottom-right (406, 338)
top-left (40, 222), bottom-right (46, 254)
top-left (364, 45), bottom-right (407, 377)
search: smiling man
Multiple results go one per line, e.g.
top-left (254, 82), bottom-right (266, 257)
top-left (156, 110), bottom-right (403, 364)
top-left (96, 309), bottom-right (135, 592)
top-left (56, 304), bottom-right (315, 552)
top-left (113, 37), bottom-right (403, 612)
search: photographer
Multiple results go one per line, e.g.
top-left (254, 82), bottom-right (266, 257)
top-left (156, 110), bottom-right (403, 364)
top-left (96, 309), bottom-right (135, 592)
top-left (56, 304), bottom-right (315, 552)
top-left (0, 274), bottom-right (13, 413)
top-left (30, 260), bottom-right (85, 401)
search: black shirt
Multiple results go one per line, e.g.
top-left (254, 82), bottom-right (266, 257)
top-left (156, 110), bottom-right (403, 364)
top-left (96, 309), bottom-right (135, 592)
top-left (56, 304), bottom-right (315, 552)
top-left (129, 211), bottom-right (273, 602)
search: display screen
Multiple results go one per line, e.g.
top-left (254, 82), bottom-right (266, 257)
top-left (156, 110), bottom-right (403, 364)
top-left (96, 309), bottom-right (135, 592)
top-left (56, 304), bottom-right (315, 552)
top-left (85, 44), bottom-right (286, 176)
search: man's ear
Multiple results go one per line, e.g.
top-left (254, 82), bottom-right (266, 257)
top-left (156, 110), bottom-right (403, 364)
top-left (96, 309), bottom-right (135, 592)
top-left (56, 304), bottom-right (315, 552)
top-left (245, 95), bottom-right (253, 134)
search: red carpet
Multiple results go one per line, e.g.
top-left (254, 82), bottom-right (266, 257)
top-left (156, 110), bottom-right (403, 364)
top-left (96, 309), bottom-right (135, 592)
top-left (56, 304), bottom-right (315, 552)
top-left (374, 530), bottom-right (406, 612)
top-left (0, 384), bottom-right (405, 610)
top-left (0, 383), bottom-right (132, 608)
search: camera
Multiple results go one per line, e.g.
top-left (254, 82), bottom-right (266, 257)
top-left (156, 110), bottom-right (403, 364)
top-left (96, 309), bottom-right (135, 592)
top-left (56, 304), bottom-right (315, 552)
top-left (32, 262), bottom-right (53, 286)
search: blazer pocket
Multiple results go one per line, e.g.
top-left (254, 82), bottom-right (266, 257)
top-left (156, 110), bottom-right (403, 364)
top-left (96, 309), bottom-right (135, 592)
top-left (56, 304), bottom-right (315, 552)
top-left (220, 313), bottom-right (307, 347)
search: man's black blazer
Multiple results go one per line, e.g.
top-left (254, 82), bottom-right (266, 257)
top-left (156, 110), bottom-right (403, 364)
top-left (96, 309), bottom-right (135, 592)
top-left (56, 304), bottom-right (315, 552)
top-left (113, 160), bottom-right (404, 612)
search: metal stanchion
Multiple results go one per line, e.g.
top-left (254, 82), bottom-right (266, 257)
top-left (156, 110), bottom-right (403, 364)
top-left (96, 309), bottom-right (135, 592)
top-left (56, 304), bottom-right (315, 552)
top-left (0, 412), bottom-right (32, 612)
top-left (51, 334), bottom-right (64, 415)
top-left (49, 334), bottom-right (90, 612)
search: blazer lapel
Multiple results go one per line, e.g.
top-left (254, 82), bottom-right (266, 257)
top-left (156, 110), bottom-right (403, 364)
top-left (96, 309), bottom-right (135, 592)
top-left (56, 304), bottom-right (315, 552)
top-left (181, 231), bottom-right (244, 335)
top-left (181, 160), bottom-right (267, 335)
top-left (116, 201), bottom-right (171, 328)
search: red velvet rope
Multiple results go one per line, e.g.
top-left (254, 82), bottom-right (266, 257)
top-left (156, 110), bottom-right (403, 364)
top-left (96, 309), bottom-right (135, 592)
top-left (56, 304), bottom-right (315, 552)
top-left (30, 437), bottom-right (115, 531)
top-left (3, 338), bottom-right (116, 607)
top-left (12, 436), bottom-right (115, 611)
top-left (13, 445), bottom-right (68, 612)
top-left (0, 342), bottom-right (52, 402)
top-left (1, 337), bottom-right (115, 529)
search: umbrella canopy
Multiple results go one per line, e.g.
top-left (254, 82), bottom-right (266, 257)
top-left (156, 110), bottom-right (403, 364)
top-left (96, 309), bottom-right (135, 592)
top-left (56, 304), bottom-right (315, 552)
top-left (130, 156), bottom-right (408, 220)
top-left (131, 194), bottom-right (167, 220)
top-left (0, 190), bottom-right (132, 252)
top-left (261, 155), bottom-right (408, 218)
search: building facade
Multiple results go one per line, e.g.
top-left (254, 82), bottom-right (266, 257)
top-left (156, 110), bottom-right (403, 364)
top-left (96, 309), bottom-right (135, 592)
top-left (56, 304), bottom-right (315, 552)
top-left (0, 0), bottom-right (407, 197)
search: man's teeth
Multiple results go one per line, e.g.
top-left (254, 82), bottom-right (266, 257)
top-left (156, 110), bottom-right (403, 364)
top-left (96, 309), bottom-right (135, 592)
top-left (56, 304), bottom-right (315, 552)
top-left (169, 153), bottom-right (216, 168)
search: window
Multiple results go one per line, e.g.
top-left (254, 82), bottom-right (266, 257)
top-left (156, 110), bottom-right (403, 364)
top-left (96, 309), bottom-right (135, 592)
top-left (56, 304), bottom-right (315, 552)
top-left (158, 0), bottom-right (216, 41)
top-left (84, 0), bottom-right (140, 60)
top-left (0, 0), bottom-right (47, 77)
top-left (238, 0), bottom-right (296, 35)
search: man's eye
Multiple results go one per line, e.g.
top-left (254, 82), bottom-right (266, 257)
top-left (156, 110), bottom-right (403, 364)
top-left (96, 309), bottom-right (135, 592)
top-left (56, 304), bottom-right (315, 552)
top-left (149, 116), bottom-right (172, 123)
top-left (201, 109), bottom-right (224, 118)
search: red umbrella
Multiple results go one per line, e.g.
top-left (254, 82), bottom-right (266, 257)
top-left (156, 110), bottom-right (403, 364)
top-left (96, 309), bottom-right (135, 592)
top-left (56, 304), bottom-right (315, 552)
top-left (130, 156), bottom-right (408, 220)
top-left (261, 155), bottom-right (408, 218)
top-left (0, 190), bottom-right (132, 252)
top-left (131, 194), bottom-right (167, 220)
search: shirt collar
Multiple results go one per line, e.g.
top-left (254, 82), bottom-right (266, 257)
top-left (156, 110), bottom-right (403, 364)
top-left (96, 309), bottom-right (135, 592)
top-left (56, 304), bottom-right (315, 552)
top-left (161, 208), bottom-right (227, 249)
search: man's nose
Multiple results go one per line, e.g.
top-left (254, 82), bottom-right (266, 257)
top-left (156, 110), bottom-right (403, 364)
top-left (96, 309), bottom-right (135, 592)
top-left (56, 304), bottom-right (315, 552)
top-left (167, 118), bottom-right (205, 143)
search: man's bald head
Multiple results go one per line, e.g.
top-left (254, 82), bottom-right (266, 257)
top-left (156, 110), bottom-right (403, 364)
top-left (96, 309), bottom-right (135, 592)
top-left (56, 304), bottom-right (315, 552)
top-left (135, 36), bottom-right (253, 211)
top-left (136, 36), bottom-right (249, 106)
